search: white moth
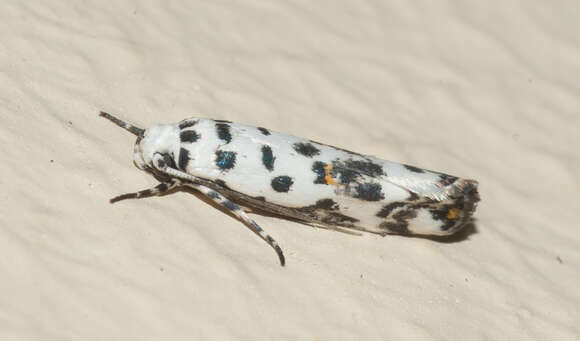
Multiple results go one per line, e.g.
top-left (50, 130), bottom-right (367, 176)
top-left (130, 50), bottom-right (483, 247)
top-left (100, 112), bottom-right (479, 266)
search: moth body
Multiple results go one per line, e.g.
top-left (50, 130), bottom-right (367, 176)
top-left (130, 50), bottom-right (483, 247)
top-left (100, 112), bottom-right (480, 266)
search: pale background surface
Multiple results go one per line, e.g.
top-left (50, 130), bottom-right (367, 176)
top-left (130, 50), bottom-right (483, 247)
top-left (1, 1), bottom-right (578, 340)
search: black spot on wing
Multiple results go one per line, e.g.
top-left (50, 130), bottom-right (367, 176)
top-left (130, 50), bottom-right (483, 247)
top-left (215, 179), bottom-right (230, 189)
top-left (429, 209), bottom-right (457, 231)
top-left (179, 120), bottom-right (198, 129)
top-left (215, 150), bottom-right (237, 170)
top-left (376, 202), bottom-right (407, 218)
top-left (338, 168), bottom-right (357, 184)
top-left (330, 159), bottom-right (385, 185)
top-left (313, 198), bottom-right (339, 210)
top-left (253, 196), bottom-right (266, 202)
top-left (312, 161), bottom-right (327, 184)
top-left (404, 164), bottom-right (425, 173)
top-left (178, 148), bottom-right (190, 170)
top-left (394, 209), bottom-right (418, 222)
top-left (344, 159), bottom-right (384, 178)
top-left (271, 176), bottom-right (294, 192)
top-left (297, 198), bottom-right (339, 212)
top-left (261, 145), bottom-right (275, 171)
top-left (293, 142), bottom-right (320, 157)
top-left (214, 119), bottom-right (232, 123)
top-left (429, 198), bottom-right (464, 231)
top-left (216, 123), bottom-right (232, 144)
top-left (433, 212), bottom-right (457, 231)
top-left (295, 199), bottom-right (358, 226)
top-left (439, 174), bottom-right (458, 186)
top-left (379, 210), bottom-right (417, 234)
top-left (180, 130), bottom-right (200, 143)
top-left (258, 127), bottom-right (271, 136)
top-left (322, 212), bottom-right (359, 224)
top-left (379, 221), bottom-right (409, 234)
top-left (354, 183), bottom-right (384, 201)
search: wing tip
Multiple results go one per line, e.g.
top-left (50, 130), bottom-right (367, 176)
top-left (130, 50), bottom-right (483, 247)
top-left (440, 178), bottom-right (480, 235)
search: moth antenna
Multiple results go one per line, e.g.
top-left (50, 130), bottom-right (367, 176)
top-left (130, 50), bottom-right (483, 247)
top-left (99, 111), bottom-right (145, 136)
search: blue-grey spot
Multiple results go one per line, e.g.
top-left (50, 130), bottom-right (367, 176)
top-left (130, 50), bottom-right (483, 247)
top-left (215, 150), bottom-right (237, 170)
top-left (312, 161), bottom-right (326, 184)
top-left (271, 175), bottom-right (294, 193)
top-left (354, 183), bottom-right (384, 201)
top-left (261, 145), bottom-right (275, 171)
top-left (216, 123), bottom-right (232, 144)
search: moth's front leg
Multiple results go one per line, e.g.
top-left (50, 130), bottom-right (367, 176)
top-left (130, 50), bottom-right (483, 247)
top-left (185, 182), bottom-right (286, 267)
top-left (151, 166), bottom-right (285, 266)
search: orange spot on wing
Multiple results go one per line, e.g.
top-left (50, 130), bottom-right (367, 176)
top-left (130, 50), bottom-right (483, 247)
top-left (323, 164), bottom-right (337, 185)
top-left (447, 208), bottom-right (460, 220)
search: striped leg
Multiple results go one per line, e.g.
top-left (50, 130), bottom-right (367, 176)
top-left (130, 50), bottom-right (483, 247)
top-left (147, 167), bottom-right (285, 266)
top-left (184, 182), bottom-right (286, 266)
top-left (109, 179), bottom-right (182, 203)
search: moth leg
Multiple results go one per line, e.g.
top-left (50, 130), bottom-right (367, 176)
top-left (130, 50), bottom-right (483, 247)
top-left (110, 178), bottom-right (182, 203)
top-left (184, 182), bottom-right (286, 267)
top-left (156, 167), bottom-right (285, 265)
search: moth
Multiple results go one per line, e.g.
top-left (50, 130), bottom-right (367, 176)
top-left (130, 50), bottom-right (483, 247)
top-left (100, 111), bottom-right (479, 266)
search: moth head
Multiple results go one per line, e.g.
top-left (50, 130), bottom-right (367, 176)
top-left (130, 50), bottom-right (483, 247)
top-left (135, 124), bottom-right (181, 173)
top-left (100, 111), bottom-right (180, 175)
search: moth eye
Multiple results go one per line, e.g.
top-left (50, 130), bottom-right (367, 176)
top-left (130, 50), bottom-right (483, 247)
top-left (163, 153), bottom-right (177, 169)
top-left (155, 153), bottom-right (177, 169)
